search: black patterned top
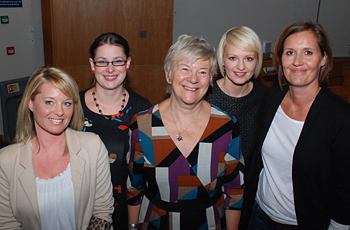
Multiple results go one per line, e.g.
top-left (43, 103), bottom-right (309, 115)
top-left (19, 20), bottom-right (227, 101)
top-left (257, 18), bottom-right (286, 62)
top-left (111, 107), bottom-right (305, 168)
top-left (206, 80), bottom-right (267, 164)
top-left (80, 87), bottom-right (151, 230)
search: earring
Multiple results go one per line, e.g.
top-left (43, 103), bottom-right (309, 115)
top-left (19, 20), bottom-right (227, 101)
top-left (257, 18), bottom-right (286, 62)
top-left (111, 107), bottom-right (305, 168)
top-left (127, 68), bottom-right (129, 71)
top-left (92, 70), bottom-right (95, 73)
top-left (167, 80), bottom-right (171, 84)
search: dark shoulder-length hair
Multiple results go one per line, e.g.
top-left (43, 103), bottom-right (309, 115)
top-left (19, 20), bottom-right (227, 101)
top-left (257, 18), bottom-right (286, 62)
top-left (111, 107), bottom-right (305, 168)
top-left (273, 21), bottom-right (333, 86)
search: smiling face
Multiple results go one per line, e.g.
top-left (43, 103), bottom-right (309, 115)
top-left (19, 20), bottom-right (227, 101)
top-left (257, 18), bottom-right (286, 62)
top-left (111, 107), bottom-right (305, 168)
top-left (223, 44), bottom-right (258, 85)
top-left (89, 44), bottom-right (131, 90)
top-left (167, 59), bottom-right (210, 106)
top-left (282, 30), bottom-right (327, 88)
top-left (28, 82), bottom-right (74, 137)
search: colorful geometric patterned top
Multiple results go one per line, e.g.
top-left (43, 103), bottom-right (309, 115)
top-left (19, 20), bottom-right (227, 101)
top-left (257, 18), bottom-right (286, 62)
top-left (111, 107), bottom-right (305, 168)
top-left (127, 104), bottom-right (245, 230)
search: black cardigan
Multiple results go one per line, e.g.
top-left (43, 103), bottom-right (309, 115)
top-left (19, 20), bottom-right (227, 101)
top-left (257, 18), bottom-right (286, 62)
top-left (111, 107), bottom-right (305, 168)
top-left (241, 86), bottom-right (350, 229)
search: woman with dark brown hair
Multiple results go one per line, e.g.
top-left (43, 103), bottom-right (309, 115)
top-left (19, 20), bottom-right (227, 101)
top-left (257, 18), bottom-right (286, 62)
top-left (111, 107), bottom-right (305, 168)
top-left (241, 21), bottom-right (350, 230)
top-left (80, 32), bottom-right (152, 229)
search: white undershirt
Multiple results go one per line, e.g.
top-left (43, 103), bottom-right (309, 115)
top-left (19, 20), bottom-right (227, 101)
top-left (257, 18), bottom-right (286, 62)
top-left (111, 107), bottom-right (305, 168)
top-left (256, 106), bottom-right (303, 225)
top-left (36, 163), bottom-right (76, 230)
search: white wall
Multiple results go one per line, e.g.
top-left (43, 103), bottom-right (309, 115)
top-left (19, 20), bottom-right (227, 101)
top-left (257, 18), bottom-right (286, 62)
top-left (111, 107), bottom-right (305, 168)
top-left (173, 0), bottom-right (350, 57)
top-left (0, 0), bottom-right (44, 82)
top-left (318, 0), bottom-right (350, 57)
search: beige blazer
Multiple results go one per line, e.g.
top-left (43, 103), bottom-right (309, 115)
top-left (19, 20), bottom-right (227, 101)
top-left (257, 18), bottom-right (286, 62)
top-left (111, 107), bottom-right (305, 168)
top-left (0, 128), bottom-right (114, 230)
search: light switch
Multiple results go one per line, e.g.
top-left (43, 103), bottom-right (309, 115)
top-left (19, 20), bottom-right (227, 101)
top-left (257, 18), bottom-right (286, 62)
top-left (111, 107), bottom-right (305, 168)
top-left (139, 31), bottom-right (146, 38)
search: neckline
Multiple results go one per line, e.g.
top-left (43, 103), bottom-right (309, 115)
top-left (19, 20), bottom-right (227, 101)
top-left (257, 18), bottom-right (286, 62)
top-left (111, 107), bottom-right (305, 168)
top-left (36, 163), bottom-right (71, 181)
top-left (215, 80), bottom-right (256, 100)
top-left (157, 103), bottom-right (211, 159)
top-left (83, 87), bottom-right (131, 117)
top-left (278, 105), bottom-right (305, 124)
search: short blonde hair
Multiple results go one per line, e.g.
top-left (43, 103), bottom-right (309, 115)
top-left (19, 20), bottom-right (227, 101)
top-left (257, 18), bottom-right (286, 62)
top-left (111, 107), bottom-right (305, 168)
top-left (217, 26), bottom-right (263, 78)
top-left (164, 34), bottom-right (217, 93)
top-left (14, 67), bottom-right (84, 143)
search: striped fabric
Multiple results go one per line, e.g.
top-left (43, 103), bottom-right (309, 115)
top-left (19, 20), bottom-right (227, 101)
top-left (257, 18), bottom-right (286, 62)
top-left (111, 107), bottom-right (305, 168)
top-left (127, 104), bottom-right (244, 230)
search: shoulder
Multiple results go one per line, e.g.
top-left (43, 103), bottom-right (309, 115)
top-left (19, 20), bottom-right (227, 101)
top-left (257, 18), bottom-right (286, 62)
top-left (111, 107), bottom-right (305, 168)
top-left (210, 104), bottom-right (237, 123)
top-left (322, 88), bottom-right (350, 107)
top-left (66, 128), bottom-right (104, 151)
top-left (127, 88), bottom-right (152, 110)
top-left (79, 88), bottom-right (91, 99)
top-left (73, 129), bottom-right (101, 142)
top-left (0, 142), bottom-right (22, 160)
top-left (252, 80), bottom-right (268, 93)
top-left (79, 88), bottom-right (92, 110)
top-left (135, 104), bottom-right (158, 120)
top-left (318, 88), bottom-right (350, 118)
top-left (262, 85), bottom-right (287, 102)
top-left (130, 105), bottom-right (158, 130)
top-left (209, 105), bottom-right (240, 138)
top-left (0, 142), bottom-right (26, 173)
top-left (206, 80), bottom-right (223, 98)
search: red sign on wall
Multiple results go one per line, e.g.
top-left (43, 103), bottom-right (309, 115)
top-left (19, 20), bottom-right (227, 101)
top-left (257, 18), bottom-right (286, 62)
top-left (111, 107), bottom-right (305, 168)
top-left (6, 46), bottom-right (15, 55)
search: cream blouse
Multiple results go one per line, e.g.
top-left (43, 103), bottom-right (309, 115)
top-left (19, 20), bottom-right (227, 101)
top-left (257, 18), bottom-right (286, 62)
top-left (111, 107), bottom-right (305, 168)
top-left (36, 163), bottom-right (76, 230)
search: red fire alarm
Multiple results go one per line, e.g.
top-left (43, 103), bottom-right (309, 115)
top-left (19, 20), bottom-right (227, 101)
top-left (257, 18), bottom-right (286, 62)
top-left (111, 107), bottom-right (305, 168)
top-left (6, 46), bottom-right (15, 55)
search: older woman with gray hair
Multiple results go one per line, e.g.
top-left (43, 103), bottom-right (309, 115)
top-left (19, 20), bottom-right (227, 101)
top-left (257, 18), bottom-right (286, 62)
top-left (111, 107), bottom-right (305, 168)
top-left (126, 35), bottom-right (245, 230)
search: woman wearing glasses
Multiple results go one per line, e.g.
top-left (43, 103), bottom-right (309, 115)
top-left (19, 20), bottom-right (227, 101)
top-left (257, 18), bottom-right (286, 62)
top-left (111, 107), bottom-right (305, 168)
top-left (80, 32), bottom-right (152, 229)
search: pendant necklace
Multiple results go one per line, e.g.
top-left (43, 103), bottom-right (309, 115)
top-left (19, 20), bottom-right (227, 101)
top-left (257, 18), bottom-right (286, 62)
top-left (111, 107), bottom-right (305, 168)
top-left (170, 105), bottom-right (202, 141)
top-left (288, 91), bottom-right (315, 114)
top-left (92, 87), bottom-right (126, 120)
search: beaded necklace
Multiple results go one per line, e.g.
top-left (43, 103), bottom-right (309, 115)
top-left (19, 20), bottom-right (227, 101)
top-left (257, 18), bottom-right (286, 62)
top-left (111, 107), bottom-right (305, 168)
top-left (92, 87), bottom-right (126, 120)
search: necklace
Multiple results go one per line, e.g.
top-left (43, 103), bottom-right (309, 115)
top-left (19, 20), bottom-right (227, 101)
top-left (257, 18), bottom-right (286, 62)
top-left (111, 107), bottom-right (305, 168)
top-left (288, 91), bottom-right (315, 114)
top-left (170, 105), bottom-right (202, 141)
top-left (92, 88), bottom-right (126, 120)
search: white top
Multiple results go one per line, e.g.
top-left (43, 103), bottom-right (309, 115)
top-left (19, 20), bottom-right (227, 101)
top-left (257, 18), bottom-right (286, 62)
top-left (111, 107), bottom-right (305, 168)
top-left (256, 106), bottom-right (303, 225)
top-left (36, 163), bottom-right (77, 230)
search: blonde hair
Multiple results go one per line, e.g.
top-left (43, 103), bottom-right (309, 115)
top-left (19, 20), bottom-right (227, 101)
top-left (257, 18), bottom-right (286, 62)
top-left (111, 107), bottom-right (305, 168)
top-left (164, 34), bottom-right (217, 93)
top-left (217, 26), bottom-right (263, 78)
top-left (14, 67), bottom-right (84, 143)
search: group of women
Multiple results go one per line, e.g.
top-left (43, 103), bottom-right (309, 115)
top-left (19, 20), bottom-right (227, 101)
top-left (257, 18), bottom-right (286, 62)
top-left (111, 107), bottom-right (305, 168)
top-left (0, 20), bottom-right (349, 230)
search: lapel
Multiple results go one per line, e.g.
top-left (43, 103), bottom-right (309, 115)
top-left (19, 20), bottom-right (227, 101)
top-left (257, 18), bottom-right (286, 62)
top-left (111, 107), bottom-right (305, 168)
top-left (65, 128), bottom-right (85, 220)
top-left (260, 86), bottom-right (288, 148)
top-left (254, 86), bottom-right (287, 171)
top-left (18, 140), bottom-right (41, 223)
top-left (295, 87), bottom-right (328, 153)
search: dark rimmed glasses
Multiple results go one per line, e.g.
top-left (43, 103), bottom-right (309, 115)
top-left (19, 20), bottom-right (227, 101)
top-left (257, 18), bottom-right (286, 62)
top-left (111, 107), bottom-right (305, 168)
top-left (94, 60), bottom-right (127, 67)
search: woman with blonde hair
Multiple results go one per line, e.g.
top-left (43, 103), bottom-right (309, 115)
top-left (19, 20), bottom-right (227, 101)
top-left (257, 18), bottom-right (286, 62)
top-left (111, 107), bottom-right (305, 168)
top-left (206, 26), bottom-right (267, 165)
top-left (0, 67), bottom-right (114, 229)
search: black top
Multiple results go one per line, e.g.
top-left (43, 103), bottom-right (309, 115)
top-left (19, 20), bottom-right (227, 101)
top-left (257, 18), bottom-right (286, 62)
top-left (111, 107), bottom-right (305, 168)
top-left (80, 87), bottom-right (152, 229)
top-left (206, 80), bottom-right (267, 164)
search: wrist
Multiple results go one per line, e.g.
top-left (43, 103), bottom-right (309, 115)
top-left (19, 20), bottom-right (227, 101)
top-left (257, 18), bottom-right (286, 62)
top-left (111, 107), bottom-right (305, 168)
top-left (128, 223), bottom-right (139, 229)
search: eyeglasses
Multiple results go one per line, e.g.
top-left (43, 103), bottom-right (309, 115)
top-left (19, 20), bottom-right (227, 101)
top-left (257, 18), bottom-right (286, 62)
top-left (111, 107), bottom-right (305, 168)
top-left (94, 60), bottom-right (127, 67)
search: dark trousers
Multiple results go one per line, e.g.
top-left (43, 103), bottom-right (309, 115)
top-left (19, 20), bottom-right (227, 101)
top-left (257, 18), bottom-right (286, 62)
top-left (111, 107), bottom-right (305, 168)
top-left (248, 202), bottom-right (298, 230)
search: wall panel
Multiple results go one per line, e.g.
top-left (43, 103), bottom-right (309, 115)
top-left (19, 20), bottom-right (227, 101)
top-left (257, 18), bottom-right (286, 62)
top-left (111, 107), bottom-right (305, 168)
top-left (42, 0), bottom-right (173, 104)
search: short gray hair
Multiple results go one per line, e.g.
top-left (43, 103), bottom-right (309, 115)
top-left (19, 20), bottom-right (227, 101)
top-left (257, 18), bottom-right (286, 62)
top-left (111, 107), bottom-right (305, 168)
top-left (164, 34), bottom-right (217, 92)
